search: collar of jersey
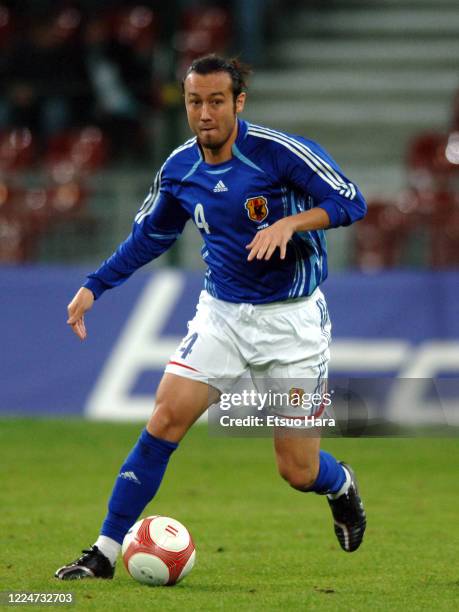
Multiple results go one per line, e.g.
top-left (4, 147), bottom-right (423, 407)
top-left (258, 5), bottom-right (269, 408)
top-left (196, 118), bottom-right (248, 169)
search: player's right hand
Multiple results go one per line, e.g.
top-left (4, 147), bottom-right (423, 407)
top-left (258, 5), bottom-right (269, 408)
top-left (67, 287), bottom-right (94, 340)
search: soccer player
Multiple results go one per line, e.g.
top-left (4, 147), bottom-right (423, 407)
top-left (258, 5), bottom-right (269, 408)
top-left (55, 55), bottom-right (367, 580)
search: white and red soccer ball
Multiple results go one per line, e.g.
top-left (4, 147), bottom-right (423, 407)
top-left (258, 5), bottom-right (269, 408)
top-left (122, 516), bottom-right (196, 586)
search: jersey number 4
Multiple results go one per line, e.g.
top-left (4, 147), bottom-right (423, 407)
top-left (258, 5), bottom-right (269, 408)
top-left (194, 203), bottom-right (210, 234)
top-left (179, 332), bottom-right (198, 359)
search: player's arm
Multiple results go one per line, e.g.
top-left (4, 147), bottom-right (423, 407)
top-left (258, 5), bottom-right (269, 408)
top-left (247, 207), bottom-right (330, 261)
top-left (247, 139), bottom-right (367, 261)
top-left (68, 170), bottom-right (189, 340)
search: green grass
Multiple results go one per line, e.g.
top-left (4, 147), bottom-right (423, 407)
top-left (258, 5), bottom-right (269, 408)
top-left (1, 419), bottom-right (458, 611)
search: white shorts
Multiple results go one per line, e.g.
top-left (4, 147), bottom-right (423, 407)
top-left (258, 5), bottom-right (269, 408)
top-left (165, 289), bottom-right (331, 417)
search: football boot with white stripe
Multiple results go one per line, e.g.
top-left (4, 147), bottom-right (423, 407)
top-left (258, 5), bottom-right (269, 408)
top-left (55, 546), bottom-right (115, 580)
top-left (327, 462), bottom-right (366, 552)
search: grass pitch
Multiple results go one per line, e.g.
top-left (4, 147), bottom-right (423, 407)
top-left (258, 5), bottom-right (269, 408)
top-left (1, 419), bottom-right (458, 611)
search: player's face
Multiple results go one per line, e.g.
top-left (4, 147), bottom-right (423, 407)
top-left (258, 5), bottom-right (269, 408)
top-left (184, 71), bottom-right (246, 159)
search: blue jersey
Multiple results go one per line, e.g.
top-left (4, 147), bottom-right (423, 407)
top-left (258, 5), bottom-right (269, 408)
top-left (85, 119), bottom-right (366, 304)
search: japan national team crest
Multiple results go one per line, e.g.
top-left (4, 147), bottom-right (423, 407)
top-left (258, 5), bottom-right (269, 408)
top-left (245, 196), bottom-right (269, 223)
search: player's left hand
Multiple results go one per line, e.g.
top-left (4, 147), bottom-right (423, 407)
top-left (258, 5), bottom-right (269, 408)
top-left (246, 218), bottom-right (294, 261)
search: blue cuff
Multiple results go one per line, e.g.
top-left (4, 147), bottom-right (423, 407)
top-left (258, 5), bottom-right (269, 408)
top-left (83, 277), bottom-right (109, 300)
top-left (317, 200), bottom-right (350, 228)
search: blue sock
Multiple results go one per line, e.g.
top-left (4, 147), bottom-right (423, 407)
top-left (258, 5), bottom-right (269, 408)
top-left (101, 429), bottom-right (178, 544)
top-left (308, 450), bottom-right (346, 494)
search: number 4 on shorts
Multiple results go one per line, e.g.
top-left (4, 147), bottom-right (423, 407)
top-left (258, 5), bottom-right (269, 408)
top-left (179, 332), bottom-right (198, 359)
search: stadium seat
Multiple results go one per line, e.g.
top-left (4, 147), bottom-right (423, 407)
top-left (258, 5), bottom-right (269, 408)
top-left (451, 89), bottom-right (459, 131)
top-left (0, 176), bottom-right (87, 239)
top-left (22, 187), bottom-right (51, 234)
top-left (406, 131), bottom-right (459, 192)
top-left (180, 6), bottom-right (231, 45)
top-left (0, 184), bottom-right (36, 263)
top-left (48, 182), bottom-right (86, 218)
top-left (175, 6), bottom-right (231, 75)
top-left (0, 129), bottom-right (35, 173)
top-left (0, 181), bottom-right (50, 232)
top-left (0, 214), bottom-right (33, 262)
top-left (354, 199), bottom-right (408, 269)
top-left (52, 7), bottom-right (82, 44)
top-left (420, 191), bottom-right (459, 267)
top-left (45, 127), bottom-right (109, 177)
top-left (111, 5), bottom-right (157, 52)
top-left (21, 181), bottom-right (87, 232)
top-left (390, 189), bottom-right (459, 268)
top-left (0, 181), bottom-right (18, 215)
top-left (0, 3), bottom-right (14, 49)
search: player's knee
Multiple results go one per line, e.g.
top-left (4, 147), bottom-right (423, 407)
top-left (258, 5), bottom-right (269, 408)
top-left (148, 408), bottom-right (173, 437)
top-left (147, 398), bottom-right (182, 441)
top-left (278, 462), bottom-right (319, 491)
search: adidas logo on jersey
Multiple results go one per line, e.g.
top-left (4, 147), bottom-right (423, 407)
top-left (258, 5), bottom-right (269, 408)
top-left (213, 180), bottom-right (228, 192)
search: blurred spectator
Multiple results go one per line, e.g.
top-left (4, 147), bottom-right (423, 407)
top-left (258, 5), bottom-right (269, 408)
top-left (0, 12), bottom-right (87, 144)
top-left (172, 0), bottom-right (274, 66)
top-left (451, 87), bottom-right (459, 131)
top-left (81, 9), bottom-right (156, 160)
top-left (232, 0), bottom-right (274, 65)
top-left (0, 0), bottom-right (277, 161)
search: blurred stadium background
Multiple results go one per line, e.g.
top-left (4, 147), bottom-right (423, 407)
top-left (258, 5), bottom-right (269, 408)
top-left (1, 0), bottom-right (458, 270)
top-left (1, 1), bottom-right (459, 608)
top-left (1, 0), bottom-right (458, 422)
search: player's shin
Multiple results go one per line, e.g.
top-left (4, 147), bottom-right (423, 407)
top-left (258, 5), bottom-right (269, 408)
top-left (98, 428), bottom-right (178, 558)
